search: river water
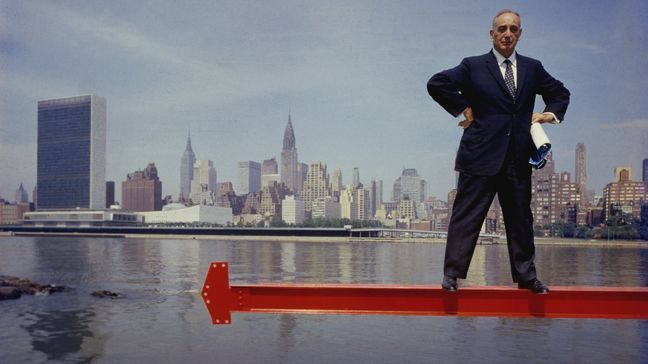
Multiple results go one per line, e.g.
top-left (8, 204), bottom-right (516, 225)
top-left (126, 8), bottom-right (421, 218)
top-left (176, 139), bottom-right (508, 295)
top-left (0, 236), bottom-right (647, 363)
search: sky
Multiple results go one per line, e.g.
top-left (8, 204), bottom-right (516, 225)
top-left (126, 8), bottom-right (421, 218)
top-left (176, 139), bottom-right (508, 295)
top-left (1, 0), bottom-right (647, 203)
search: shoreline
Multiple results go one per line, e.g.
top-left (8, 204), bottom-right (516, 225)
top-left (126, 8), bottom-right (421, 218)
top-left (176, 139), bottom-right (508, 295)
top-left (2, 230), bottom-right (646, 247)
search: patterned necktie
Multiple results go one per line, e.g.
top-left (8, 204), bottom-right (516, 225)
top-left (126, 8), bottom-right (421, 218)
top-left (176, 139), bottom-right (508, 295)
top-left (504, 59), bottom-right (516, 100)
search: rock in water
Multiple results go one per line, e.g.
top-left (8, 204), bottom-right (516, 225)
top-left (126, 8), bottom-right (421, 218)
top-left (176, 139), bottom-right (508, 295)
top-left (0, 287), bottom-right (22, 300)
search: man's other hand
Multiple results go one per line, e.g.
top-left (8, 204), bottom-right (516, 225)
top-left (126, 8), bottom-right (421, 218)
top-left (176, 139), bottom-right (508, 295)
top-left (459, 106), bottom-right (474, 129)
top-left (531, 112), bottom-right (554, 124)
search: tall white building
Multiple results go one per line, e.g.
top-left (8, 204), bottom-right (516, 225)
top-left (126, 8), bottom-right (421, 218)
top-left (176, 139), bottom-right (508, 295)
top-left (301, 161), bottom-right (329, 211)
top-left (340, 186), bottom-right (357, 220)
top-left (191, 160), bottom-right (217, 204)
top-left (354, 187), bottom-right (370, 220)
top-left (282, 195), bottom-right (305, 225)
top-left (237, 161), bottom-right (261, 195)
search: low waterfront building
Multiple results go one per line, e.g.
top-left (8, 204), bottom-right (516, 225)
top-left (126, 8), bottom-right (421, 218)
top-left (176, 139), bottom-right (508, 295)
top-left (137, 203), bottom-right (232, 225)
top-left (23, 209), bottom-right (142, 227)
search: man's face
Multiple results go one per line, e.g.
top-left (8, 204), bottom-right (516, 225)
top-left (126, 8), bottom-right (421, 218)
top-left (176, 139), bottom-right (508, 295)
top-left (490, 12), bottom-right (522, 58)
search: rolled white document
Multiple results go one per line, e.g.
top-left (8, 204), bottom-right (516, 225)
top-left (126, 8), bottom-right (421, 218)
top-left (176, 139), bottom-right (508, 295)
top-left (529, 123), bottom-right (551, 169)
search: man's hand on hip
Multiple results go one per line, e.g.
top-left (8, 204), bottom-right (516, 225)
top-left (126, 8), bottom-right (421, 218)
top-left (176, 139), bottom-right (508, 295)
top-left (458, 106), bottom-right (474, 129)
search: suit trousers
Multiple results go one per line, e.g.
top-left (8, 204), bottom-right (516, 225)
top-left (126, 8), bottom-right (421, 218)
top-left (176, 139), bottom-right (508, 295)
top-left (444, 156), bottom-right (537, 283)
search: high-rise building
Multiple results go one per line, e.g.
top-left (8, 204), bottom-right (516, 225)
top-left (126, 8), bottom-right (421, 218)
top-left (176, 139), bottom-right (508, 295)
top-left (301, 161), bottom-right (329, 211)
top-left (105, 181), bottom-right (115, 208)
top-left (280, 114), bottom-right (299, 192)
top-left (37, 95), bottom-right (106, 210)
top-left (262, 158), bottom-right (278, 175)
top-left (331, 168), bottom-right (342, 201)
top-left (352, 167), bottom-right (360, 188)
top-left (297, 162), bottom-right (308, 193)
top-left (282, 195), bottom-right (305, 225)
top-left (603, 167), bottom-right (647, 222)
top-left (15, 183), bottom-right (29, 203)
top-left (191, 160), bottom-right (217, 205)
top-left (312, 196), bottom-right (341, 219)
top-left (122, 163), bottom-right (163, 212)
top-left (643, 158), bottom-right (648, 184)
top-left (369, 178), bottom-right (383, 218)
top-left (237, 161), bottom-right (261, 195)
top-left (392, 168), bottom-right (426, 205)
top-left (575, 143), bottom-right (587, 189)
top-left (179, 132), bottom-right (196, 201)
top-left (354, 187), bottom-right (370, 220)
top-left (259, 182), bottom-right (290, 217)
top-left (340, 187), bottom-right (357, 220)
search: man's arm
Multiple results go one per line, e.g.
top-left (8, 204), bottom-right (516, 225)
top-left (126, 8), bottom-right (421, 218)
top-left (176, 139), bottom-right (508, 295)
top-left (535, 62), bottom-right (570, 122)
top-left (427, 59), bottom-right (471, 118)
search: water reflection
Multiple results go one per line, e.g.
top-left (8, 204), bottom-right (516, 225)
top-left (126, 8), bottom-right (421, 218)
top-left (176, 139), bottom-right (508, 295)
top-left (22, 308), bottom-right (106, 362)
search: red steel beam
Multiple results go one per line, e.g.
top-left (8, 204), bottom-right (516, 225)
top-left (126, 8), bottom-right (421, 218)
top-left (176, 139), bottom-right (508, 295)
top-left (202, 262), bottom-right (648, 325)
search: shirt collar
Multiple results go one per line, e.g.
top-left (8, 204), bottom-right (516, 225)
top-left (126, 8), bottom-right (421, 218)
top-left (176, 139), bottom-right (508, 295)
top-left (492, 49), bottom-right (517, 66)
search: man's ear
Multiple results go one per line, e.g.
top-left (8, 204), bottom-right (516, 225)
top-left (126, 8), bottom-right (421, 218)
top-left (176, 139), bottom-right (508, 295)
top-left (489, 29), bottom-right (494, 40)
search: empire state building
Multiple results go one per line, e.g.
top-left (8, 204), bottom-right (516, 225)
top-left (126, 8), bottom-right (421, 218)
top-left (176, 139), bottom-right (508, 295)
top-left (280, 114), bottom-right (299, 192)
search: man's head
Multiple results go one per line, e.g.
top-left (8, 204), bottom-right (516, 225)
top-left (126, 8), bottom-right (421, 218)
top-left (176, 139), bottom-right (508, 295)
top-left (490, 10), bottom-right (522, 58)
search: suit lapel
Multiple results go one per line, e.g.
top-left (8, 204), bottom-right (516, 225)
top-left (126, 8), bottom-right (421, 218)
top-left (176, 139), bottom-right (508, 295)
top-left (485, 51), bottom-right (511, 100)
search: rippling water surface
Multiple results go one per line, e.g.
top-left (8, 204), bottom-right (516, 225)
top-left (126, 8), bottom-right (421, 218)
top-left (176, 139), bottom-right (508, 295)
top-left (1, 236), bottom-right (647, 363)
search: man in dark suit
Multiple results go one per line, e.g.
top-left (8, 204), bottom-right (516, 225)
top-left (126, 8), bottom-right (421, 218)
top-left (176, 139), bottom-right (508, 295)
top-left (427, 9), bottom-right (570, 294)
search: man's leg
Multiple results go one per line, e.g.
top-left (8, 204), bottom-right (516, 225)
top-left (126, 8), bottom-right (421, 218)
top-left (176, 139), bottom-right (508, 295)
top-left (444, 172), bottom-right (497, 279)
top-left (497, 165), bottom-right (537, 283)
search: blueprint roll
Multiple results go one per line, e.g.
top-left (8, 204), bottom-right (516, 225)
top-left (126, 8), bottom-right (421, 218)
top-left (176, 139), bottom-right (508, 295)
top-left (529, 122), bottom-right (551, 169)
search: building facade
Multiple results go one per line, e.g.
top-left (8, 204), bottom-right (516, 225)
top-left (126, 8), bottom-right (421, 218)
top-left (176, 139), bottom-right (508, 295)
top-left (392, 168), bottom-right (426, 205)
top-left (122, 163), bottom-right (163, 212)
top-left (280, 114), bottom-right (299, 193)
top-left (179, 133), bottom-right (196, 201)
top-left (301, 161), bottom-right (329, 211)
top-left (237, 161), bottom-right (261, 195)
top-left (191, 160), bottom-right (217, 205)
top-left (311, 197), bottom-right (341, 219)
top-left (282, 195), bottom-right (305, 225)
top-left (37, 95), bottom-right (106, 210)
top-left (575, 143), bottom-right (587, 198)
top-left (603, 167), bottom-right (647, 221)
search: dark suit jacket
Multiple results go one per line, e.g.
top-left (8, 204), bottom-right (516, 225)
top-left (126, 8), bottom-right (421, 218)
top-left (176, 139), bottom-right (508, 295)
top-left (427, 50), bottom-right (570, 176)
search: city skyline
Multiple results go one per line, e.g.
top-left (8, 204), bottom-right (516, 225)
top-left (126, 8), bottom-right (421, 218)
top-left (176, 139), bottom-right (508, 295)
top-left (1, 1), bottom-right (647, 201)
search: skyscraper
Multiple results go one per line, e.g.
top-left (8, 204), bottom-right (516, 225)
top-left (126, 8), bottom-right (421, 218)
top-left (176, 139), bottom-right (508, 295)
top-left (575, 143), bottom-right (587, 200)
top-left (122, 163), bottom-right (163, 212)
top-left (191, 160), bottom-right (217, 205)
top-left (370, 178), bottom-right (383, 218)
top-left (15, 183), bottom-right (29, 203)
top-left (392, 168), bottom-right (426, 205)
top-left (301, 161), bottom-right (329, 211)
top-left (280, 113), bottom-right (299, 192)
top-left (352, 167), bottom-right (360, 188)
top-left (643, 158), bottom-right (648, 184)
top-left (37, 95), bottom-right (106, 210)
top-left (179, 132), bottom-right (196, 201)
top-left (237, 161), bottom-right (261, 195)
top-left (331, 168), bottom-right (342, 201)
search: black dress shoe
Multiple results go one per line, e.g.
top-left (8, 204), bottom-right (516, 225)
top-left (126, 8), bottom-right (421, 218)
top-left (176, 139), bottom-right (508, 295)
top-left (441, 276), bottom-right (458, 292)
top-left (518, 279), bottom-right (549, 294)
